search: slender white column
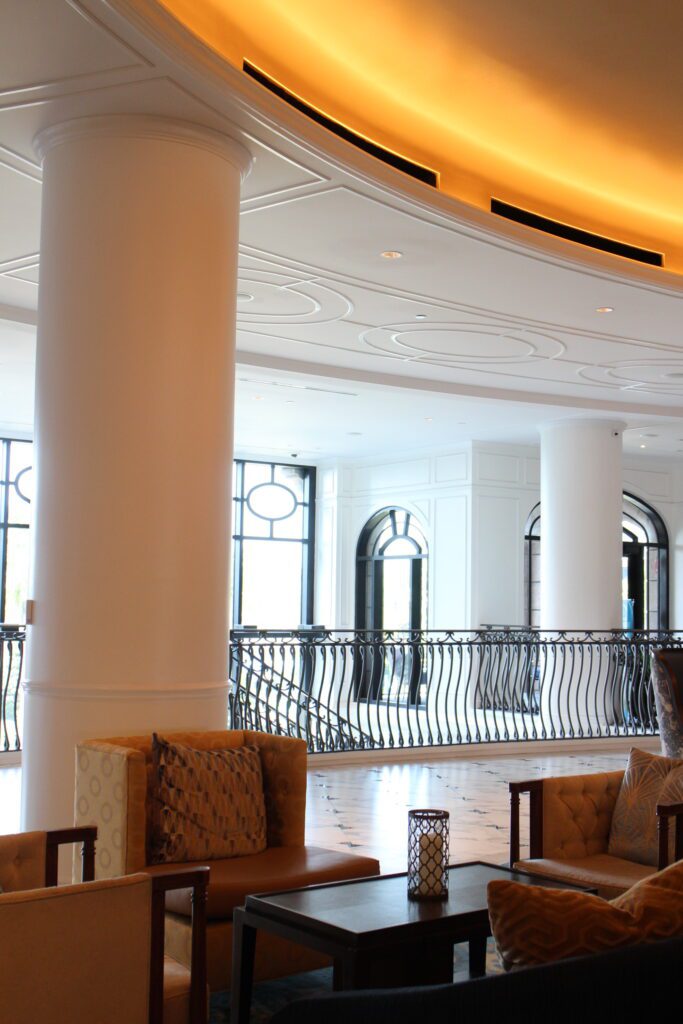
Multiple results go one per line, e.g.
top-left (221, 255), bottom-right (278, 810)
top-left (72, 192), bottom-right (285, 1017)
top-left (22, 116), bottom-right (251, 832)
top-left (540, 418), bottom-right (625, 631)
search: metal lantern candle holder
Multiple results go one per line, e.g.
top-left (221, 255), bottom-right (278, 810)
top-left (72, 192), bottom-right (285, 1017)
top-left (407, 809), bottom-right (450, 901)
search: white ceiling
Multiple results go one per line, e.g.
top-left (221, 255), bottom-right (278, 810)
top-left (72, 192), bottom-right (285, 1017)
top-left (233, 365), bottom-right (683, 461)
top-left (2, 0), bottom-right (683, 459)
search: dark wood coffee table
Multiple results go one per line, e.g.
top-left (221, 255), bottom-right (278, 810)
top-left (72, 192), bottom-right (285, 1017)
top-left (231, 861), bottom-right (593, 1022)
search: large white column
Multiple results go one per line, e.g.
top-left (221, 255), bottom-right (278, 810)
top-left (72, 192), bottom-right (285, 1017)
top-left (540, 418), bottom-right (624, 631)
top-left (22, 116), bottom-right (251, 831)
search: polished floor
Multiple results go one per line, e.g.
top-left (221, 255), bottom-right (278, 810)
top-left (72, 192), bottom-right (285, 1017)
top-left (305, 746), bottom-right (645, 871)
top-left (0, 746), bottom-right (646, 868)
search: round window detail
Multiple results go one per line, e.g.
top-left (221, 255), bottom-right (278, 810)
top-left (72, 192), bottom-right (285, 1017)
top-left (14, 465), bottom-right (33, 504)
top-left (247, 482), bottom-right (297, 521)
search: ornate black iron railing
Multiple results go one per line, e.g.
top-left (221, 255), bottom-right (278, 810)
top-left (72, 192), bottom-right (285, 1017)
top-left (1, 624), bottom-right (25, 753)
top-left (230, 628), bottom-right (683, 753)
top-left (3, 626), bottom-right (680, 755)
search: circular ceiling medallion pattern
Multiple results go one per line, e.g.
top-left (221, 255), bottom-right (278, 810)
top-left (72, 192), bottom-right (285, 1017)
top-left (236, 273), bottom-right (352, 325)
top-left (578, 360), bottom-right (683, 393)
top-left (360, 321), bottom-right (565, 365)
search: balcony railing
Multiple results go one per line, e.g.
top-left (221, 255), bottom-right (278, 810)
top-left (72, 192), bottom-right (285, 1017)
top-left (2, 626), bottom-right (680, 756)
top-left (230, 628), bottom-right (683, 753)
top-left (1, 625), bottom-right (25, 753)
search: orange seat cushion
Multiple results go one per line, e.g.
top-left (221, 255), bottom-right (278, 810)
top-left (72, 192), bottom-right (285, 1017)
top-left (151, 845), bottom-right (380, 920)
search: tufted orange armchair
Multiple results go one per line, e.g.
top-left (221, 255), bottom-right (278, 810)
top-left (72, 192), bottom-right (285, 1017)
top-left (509, 771), bottom-right (683, 898)
top-left (75, 729), bottom-right (380, 990)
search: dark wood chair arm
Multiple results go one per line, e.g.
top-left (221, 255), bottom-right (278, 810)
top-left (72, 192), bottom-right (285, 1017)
top-left (45, 826), bottom-right (97, 886)
top-left (656, 803), bottom-right (683, 870)
top-left (509, 780), bottom-right (544, 868)
top-left (148, 866), bottom-right (209, 1024)
top-left (149, 865), bottom-right (210, 892)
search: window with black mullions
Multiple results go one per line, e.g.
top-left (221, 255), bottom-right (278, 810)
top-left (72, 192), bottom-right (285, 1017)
top-left (524, 492), bottom-right (669, 630)
top-left (355, 507), bottom-right (428, 704)
top-left (231, 460), bottom-right (315, 628)
top-left (0, 439), bottom-right (33, 624)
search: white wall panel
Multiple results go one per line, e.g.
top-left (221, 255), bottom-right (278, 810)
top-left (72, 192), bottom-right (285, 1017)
top-left (432, 495), bottom-right (469, 629)
top-left (352, 458), bottom-right (431, 493)
top-left (473, 494), bottom-right (523, 626)
top-left (477, 451), bottom-right (521, 485)
top-left (435, 452), bottom-right (468, 483)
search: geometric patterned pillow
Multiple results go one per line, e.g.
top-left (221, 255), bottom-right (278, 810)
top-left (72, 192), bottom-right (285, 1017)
top-left (608, 747), bottom-right (683, 867)
top-left (488, 859), bottom-right (683, 970)
top-left (150, 735), bottom-right (267, 864)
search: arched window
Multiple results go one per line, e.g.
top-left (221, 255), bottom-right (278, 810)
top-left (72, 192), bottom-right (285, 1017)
top-left (621, 493), bottom-right (669, 630)
top-left (355, 507), bottom-right (427, 632)
top-left (524, 493), bottom-right (669, 629)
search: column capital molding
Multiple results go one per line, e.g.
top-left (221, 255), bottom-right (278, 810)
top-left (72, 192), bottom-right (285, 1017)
top-left (34, 114), bottom-right (253, 180)
top-left (539, 416), bottom-right (627, 437)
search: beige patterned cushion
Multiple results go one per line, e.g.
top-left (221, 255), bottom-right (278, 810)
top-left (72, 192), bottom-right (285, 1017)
top-left (150, 736), bottom-right (267, 863)
top-left (608, 748), bottom-right (683, 866)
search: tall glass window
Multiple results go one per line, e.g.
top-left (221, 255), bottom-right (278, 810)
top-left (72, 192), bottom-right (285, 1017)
top-left (354, 508), bottom-right (428, 705)
top-left (232, 460), bottom-right (316, 628)
top-left (356, 508), bottom-right (428, 632)
top-left (525, 492), bottom-right (668, 630)
top-left (0, 439), bottom-right (33, 623)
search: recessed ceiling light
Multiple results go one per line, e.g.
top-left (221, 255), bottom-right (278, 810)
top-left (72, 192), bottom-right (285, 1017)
top-left (381, 250), bottom-right (403, 259)
top-left (425, 417), bottom-right (433, 422)
top-left (595, 306), bottom-right (614, 313)
top-left (415, 313), bottom-right (427, 320)
top-left (347, 431), bottom-right (363, 436)
top-left (642, 433), bottom-right (658, 438)
top-left (640, 444), bottom-right (646, 448)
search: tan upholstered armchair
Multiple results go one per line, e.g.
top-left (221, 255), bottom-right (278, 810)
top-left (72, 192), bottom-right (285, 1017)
top-left (0, 866), bottom-right (209, 1024)
top-left (0, 826), bottom-right (209, 1024)
top-left (509, 771), bottom-right (683, 898)
top-left (75, 729), bottom-right (380, 990)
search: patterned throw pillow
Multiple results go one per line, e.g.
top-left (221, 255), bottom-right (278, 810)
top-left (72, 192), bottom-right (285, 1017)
top-left (607, 747), bottom-right (683, 866)
top-left (488, 859), bottom-right (683, 969)
top-left (150, 735), bottom-right (267, 863)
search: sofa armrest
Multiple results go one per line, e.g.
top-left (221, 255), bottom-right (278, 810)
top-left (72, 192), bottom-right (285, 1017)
top-left (148, 866), bottom-right (209, 1024)
top-left (509, 781), bottom-right (543, 866)
top-left (656, 802), bottom-right (683, 870)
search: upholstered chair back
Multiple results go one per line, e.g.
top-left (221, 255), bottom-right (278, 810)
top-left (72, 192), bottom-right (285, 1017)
top-left (651, 650), bottom-right (683, 758)
top-left (0, 830), bottom-right (47, 893)
top-left (540, 771), bottom-right (625, 860)
top-left (0, 873), bottom-right (152, 1024)
top-left (74, 729), bottom-right (307, 878)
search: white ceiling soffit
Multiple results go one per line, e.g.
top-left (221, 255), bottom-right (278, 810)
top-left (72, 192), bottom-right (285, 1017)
top-left (1, 0), bottom-right (683, 423)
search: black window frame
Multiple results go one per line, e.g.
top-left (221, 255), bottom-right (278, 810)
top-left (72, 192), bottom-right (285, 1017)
top-left (524, 492), bottom-right (669, 630)
top-left (231, 458), bottom-right (316, 629)
top-left (354, 507), bottom-right (428, 704)
top-left (0, 437), bottom-right (32, 624)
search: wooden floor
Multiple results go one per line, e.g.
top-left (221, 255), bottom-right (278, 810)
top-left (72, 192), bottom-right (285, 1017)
top-left (0, 746), bottom-right (645, 867)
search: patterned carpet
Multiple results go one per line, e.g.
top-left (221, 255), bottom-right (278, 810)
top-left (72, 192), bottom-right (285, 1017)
top-left (209, 939), bottom-right (504, 1022)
